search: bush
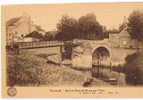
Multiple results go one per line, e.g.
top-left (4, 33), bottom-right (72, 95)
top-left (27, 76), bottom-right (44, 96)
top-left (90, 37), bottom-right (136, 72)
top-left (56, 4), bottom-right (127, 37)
top-left (7, 54), bottom-right (46, 86)
top-left (7, 53), bottom-right (90, 86)
top-left (125, 52), bottom-right (143, 85)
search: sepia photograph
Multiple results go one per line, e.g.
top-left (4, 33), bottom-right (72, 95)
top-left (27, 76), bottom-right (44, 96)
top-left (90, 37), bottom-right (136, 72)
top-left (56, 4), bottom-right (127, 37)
top-left (1, 2), bottom-right (143, 97)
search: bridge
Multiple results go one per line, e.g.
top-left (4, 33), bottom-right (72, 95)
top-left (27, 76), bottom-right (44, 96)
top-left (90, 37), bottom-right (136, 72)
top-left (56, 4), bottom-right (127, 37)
top-left (71, 39), bottom-right (141, 68)
top-left (11, 39), bottom-right (142, 69)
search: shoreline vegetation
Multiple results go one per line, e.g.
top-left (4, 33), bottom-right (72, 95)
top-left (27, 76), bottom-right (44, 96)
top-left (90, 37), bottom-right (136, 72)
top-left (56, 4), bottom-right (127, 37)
top-left (7, 48), bottom-right (143, 86)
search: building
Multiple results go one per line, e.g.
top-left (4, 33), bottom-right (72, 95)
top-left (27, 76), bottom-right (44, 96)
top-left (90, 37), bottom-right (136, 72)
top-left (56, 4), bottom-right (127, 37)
top-left (108, 16), bottom-right (140, 48)
top-left (109, 27), bottom-right (131, 47)
top-left (6, 15), bottom-right (32, 45)
top-left (6, 14), bottom-right (45, 45)
top-left (109, 25), bottom-right (141, 49)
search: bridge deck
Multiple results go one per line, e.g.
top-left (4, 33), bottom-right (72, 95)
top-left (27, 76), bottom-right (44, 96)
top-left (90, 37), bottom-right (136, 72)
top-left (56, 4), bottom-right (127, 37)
top-left (13, 40), bottom-right (142, 49)
top-left (16, 41), bottom-right (65, 49)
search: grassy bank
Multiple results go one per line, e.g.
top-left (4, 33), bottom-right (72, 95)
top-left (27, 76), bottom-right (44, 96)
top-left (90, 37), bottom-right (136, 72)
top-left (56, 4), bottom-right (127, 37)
top-left (7, 52), bottom-right (91, 86)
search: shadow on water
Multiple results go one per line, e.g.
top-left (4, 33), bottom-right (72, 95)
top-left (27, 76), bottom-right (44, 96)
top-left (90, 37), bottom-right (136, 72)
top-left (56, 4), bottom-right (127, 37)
top-left (91, 64), bottom-right (125, 86)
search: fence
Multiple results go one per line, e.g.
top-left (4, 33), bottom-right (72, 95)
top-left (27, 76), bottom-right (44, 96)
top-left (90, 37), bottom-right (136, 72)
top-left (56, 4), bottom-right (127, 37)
top-left (15, 41), bottom-right (64, 49)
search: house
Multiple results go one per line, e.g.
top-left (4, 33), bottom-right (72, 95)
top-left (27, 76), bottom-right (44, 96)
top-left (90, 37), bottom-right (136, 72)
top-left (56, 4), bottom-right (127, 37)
top-left (6, 14), bottom-right (45, 45)
top-left (6, 15), bottom-right (31, 45)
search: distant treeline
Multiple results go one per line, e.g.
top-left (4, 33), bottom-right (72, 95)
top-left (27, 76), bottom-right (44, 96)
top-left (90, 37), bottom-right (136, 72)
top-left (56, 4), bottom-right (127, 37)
top-left (26, 10), bottom-right (143, 42)
top-left (25, 13), bottom-right (109, 41)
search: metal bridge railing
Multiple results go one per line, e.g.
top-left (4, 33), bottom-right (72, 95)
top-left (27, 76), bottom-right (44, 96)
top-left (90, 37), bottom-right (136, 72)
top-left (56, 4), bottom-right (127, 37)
top-left (16, 41), bottom-right (64, 49)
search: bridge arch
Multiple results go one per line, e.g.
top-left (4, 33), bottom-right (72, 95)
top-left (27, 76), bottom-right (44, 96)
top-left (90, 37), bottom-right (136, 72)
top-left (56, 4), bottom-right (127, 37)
top-left (92, 46), bottom-right (111, 66)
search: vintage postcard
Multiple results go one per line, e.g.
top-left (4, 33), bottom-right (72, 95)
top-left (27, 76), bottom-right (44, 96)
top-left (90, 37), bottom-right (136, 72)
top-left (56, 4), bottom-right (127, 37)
top-left (1, 2), bottom-right (143, 98)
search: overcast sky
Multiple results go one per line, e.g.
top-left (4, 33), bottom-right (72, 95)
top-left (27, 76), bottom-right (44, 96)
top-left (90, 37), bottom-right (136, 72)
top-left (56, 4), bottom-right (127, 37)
top-left (3, 3), bottom-right (143, 31)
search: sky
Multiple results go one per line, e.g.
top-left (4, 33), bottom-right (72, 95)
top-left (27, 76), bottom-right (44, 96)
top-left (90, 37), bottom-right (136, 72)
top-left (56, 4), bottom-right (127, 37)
top-left (3, 3), bottom-right (143, 31)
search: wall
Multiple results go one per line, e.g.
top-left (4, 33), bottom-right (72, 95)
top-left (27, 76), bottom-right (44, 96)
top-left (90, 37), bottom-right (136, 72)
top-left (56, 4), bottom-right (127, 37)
top-left (72, 39), bottom-right (111, 69)
top-left (71, 39), bottom-right (138, 69)
top-left (6, 16), bottom-right (31, 45)
top-left (110, 48), bottom-right (137, 66)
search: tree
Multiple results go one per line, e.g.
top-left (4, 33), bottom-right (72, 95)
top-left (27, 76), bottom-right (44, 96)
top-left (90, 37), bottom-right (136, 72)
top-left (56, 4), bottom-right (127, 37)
top-left (56, 15), bottom-right (78, 41)
top-left (127, 10), bottom-right (143, 41)
top-left (125, 10), bottom-right (143, 85)
top-left (44, 32), bottom-right (54, 41)
top-left (56, 13), bottom-right (105, 40)
top-left (78, 13), bottom-right (104, 40)
top-left (125, 52), bottom-right (143, 85)
top-left (44, 31), bottom-right (57, 41)
top-left (25, 31), bottom-right (44, 40)
top-left (102, 26), bottom-right (109, 38)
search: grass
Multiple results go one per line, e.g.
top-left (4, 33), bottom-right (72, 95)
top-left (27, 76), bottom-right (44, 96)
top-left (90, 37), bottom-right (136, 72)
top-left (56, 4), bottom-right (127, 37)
top-left (7, 52), bottom-right (91, 86)
top-left (7, 47), bottom-right (135, 87)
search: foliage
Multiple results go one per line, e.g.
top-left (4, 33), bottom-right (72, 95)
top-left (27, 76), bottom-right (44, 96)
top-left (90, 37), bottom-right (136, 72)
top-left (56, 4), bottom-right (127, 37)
top-left (44, 32), bottom-right (55, 41)
top-left (125, 52), bottom-right (143, 85)
top-left (56, 13), bottom-right (105, 40)
top-left (56, 15), bottom-right (78, 41)
top-left (78, 13), bottom-right (104, 40)
top-left (7, 53), bottom-right (90, 86)
top-left (25, 31), bottom-right (44, 40)
top-left (7, 54), bottom-right (45, 86)
top-left (127, 10), bottom-right (143, 41)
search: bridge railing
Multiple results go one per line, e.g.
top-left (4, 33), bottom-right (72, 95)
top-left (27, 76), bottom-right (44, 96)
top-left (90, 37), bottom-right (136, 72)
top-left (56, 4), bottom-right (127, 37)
top-left (15, 41), bottom-right (64, 49)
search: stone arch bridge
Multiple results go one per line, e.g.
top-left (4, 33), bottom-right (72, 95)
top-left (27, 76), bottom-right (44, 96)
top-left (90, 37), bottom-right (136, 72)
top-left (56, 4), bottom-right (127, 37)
top-left (14, 39), bottom-right (141, 69)
top-left (71, 39), bottom-right (139, 69)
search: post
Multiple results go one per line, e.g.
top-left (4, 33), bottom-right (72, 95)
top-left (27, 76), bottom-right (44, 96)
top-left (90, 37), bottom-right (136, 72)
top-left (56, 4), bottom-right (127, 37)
top-left (60, 45), bottom-right (63, 66)
top-left (97, 57), bottom-right (100, 78)
top-left (101, 58), bottom-right (103, 78)
top-left (110, 61), bottom-right (112, 72)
